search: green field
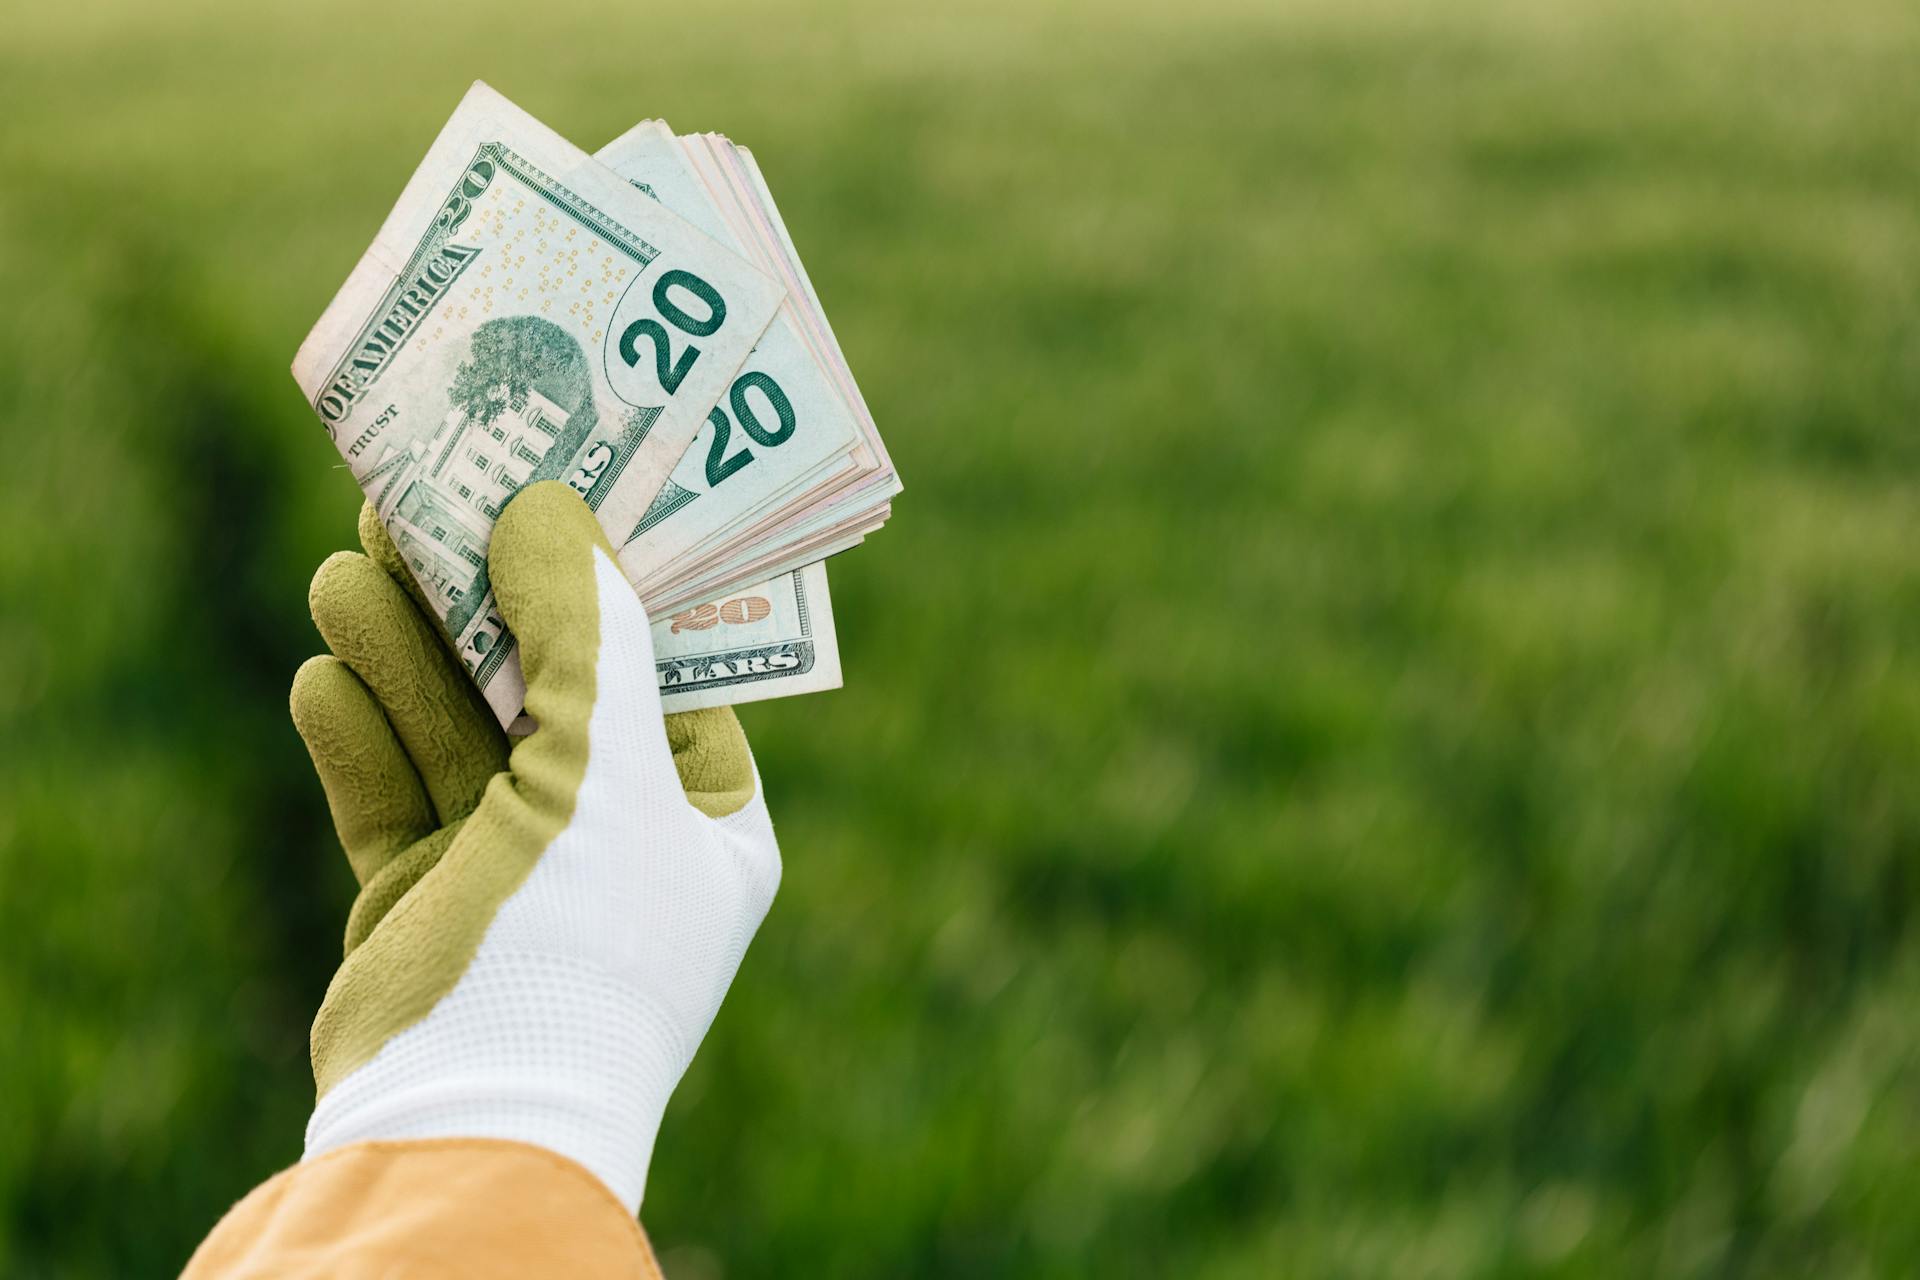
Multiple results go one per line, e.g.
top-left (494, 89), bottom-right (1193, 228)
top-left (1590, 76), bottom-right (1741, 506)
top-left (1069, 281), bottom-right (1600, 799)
top-left (3, 0), bottom-right (1919, 1274)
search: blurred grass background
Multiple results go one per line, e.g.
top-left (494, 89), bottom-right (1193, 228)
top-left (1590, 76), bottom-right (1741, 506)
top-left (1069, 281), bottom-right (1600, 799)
top-left (2, 0), bottom-right (1919, 1273)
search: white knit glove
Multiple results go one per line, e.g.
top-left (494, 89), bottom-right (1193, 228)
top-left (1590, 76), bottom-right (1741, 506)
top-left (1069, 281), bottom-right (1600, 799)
top-left (288, 481), bottom-right (780, 1212)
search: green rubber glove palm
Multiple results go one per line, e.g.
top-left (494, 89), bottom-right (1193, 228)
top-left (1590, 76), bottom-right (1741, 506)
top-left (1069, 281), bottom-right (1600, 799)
top-left (288, 481), bottom-right (781, 1213)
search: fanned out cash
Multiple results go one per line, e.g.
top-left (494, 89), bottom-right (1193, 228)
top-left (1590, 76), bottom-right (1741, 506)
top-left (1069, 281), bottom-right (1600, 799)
top-left (291, 83), bottom-right (897, 726)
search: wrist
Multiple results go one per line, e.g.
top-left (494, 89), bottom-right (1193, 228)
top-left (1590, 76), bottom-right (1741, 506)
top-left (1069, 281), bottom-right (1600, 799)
top-left (305, 948), bottom-right (693, 1214)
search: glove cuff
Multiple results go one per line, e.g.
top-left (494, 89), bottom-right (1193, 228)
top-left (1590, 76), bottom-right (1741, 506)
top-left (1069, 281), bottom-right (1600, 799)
top-left (305, 949), bottom-right (691, 1215)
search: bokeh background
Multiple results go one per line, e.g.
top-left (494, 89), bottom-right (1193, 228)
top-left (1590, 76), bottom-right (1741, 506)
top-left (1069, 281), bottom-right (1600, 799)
top-left (3, 0), bottom-right (1919, 1274)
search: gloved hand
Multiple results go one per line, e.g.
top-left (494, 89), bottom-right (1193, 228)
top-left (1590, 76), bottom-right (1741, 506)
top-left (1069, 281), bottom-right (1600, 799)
top-left (287, 480), bottom-right (781, 1215)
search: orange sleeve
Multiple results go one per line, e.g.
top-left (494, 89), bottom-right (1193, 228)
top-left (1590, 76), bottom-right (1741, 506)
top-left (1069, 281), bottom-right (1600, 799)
top-left (181, 1139), bottom-right (663, 1279)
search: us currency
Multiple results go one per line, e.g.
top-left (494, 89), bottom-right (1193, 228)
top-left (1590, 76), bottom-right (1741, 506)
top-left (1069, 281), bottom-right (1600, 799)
top-left (501, 560), bottom-right (841, 734)
top-left (594, 122), bottom-right (866, 592)
top-left (653, 137), bottom-right (900, 614)
top-left (293, 83), bottom-right (784, 727)
top-left (599, 126), bottom-right (899, 616)
top-left (655, 562), bottom-right (841, 709)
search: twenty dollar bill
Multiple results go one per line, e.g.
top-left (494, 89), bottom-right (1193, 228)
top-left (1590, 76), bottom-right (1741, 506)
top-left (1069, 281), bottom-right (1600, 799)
top-left (292, 82), bottom-right (783, 726)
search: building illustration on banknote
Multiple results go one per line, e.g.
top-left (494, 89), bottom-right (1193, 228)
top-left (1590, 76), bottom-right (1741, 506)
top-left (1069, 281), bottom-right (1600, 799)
top-left (360, 384), bottom-right (571, 626)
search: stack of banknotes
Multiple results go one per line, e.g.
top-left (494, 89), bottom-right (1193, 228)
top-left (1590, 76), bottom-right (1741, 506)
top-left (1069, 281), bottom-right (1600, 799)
top-left (293, 83), bottom-right (898, 727)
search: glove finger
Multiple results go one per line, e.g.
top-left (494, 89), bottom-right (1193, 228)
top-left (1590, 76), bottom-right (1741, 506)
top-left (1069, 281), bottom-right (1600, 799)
top-left (357, 502), bottom-right (449, 641)
top-left (290, 655), bottom-right (434, 884)
top-left (361, 502), bottom-right (540, 748)
top-left (488, 481), bottom-right (680, 814)
top-left (665, 708), bottom-right (756, 819)
top-left (309, 550), bottom-right (508, 823)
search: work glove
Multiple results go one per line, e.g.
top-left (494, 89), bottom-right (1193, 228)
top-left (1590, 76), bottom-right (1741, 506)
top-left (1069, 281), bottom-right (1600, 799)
top-left (287, 480), bottom-right (781, 1214)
